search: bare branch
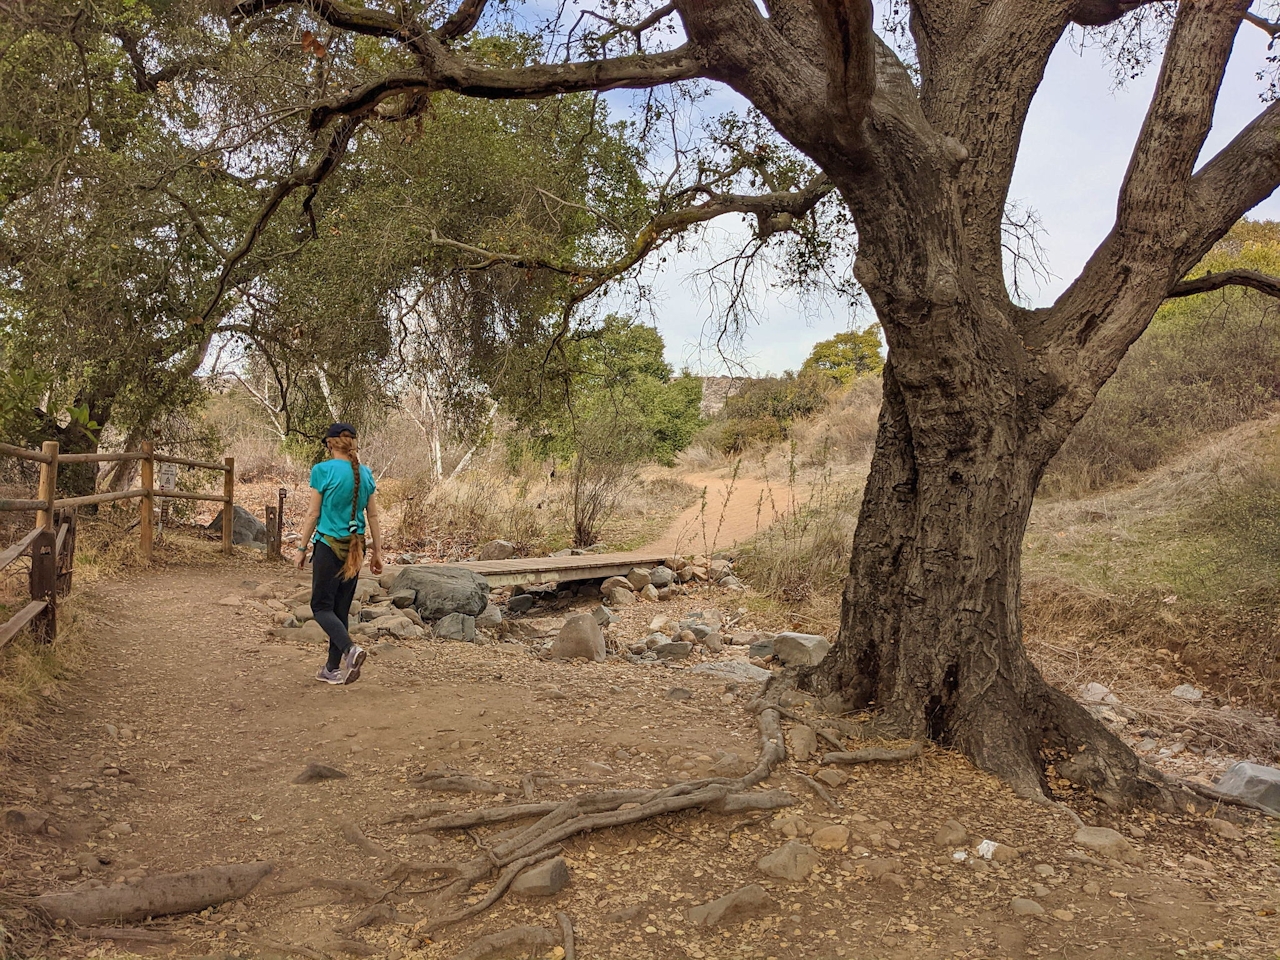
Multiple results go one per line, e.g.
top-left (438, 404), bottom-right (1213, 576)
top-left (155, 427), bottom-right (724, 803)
top-left (1069, 1), bottom-right (1167, 27)
top-left (308, 47), bottom-right (703, 130)
top-left (1244, 10), bottom-right (1280, 36)
top-left (1168, 269), bottom-right (1280, 300)
top-left (437, 0), bottom-right (489, 42)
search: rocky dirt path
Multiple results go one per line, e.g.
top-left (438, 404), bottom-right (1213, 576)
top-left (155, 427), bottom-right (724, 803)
top-left (650, 471), bottom-right (789, 555)
top-left (2, 562), bottom-right (1278, 960)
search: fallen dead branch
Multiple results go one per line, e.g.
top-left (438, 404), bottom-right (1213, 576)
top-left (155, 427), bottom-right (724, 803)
top-left (341, 901), bottom-right (416, 933)
top-left (34, 861), bottom-right (273, 925)
top-left (822, 743), bottom-right (923, 765)
top-left (448, 924), bottom-right (559, 960)
top-left (241, 934), bottom-right (329, 960)
top-left (412, 775), bottom-right (508, 794)
top-left (795, 773), bottom-right (841, 810)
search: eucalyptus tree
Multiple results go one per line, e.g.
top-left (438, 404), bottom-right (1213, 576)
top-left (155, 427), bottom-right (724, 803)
top-left (228, 0), bottom-right (1280, 807)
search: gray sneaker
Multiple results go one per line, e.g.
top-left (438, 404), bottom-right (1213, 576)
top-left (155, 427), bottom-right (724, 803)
top-left (342, 645), bottom-right (367, 685)
top-left (315, 666), bottom-right (344, 685)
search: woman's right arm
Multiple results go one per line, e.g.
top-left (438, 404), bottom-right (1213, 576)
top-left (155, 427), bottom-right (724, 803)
top-left (295, 489), bottom-right (323, 569)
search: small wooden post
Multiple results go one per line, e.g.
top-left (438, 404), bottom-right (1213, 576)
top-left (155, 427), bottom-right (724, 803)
top-left (265, 504), bottom-right (279, 557)
top-left (30, 528), bottom-right (56, 643)
top-left (36, 441), bottom-right (59, 531)
top-left (222, 457), bottom-right (235, 555)
top-left (139, 442), bottom-right (154, 564)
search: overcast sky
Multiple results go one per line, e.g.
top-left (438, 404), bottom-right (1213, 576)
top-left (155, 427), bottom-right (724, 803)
top-left (591, 14), bottom-right (1280, 376)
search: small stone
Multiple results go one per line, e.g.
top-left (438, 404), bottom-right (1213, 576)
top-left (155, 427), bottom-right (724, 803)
top-left (626, 569), bottom-right (652, 590)
top-left (1079, 682), bottom-right (1111, 702)
top-left (605, 586), bottom-right (635, 608)
top-left (686, 884), bottom-right (774, 928)
top-left (109, 822), bottom-right (132, 835)
top-left (1206, 818), bottom-right (1244, 840)
top-left (933, 819), bottom-right (967, 847)
top-left (653, 641), bottom-right (693, 660)
top-left (814, 768), bottom-right (847, 788)
top-left (1033, 883), bottom-right (1052, 898)
top-left (1171, 683), bottom-right (1203, 701)
top-left (510, 856), bottom-right (569, 897)
top-left (1011, 898), bottom-right (1044, 917)
top-left (548, 614), bottom-right (607, 663)
top-left (434, 613), bottom-right (477, 642)
top-left (811, 825), bottom-right (850, 850)
top-left (649, 566), bottom-right (675, 589)
top-left (475, 603), bottom-right (503, 630)
top-left (859, 857), bottom-right (903, 880)
top-left (507, 594), bottom-right (536, 615)
top-left (788, 725), bottom-right (819, 762)
top-left (1073, 826), bottom-right (1141, 864)
top-left (1052, 909), bottom-right (1075, 922)
top-left (1033, 863), bottom-right (1055, 877)
top-left (640, 584), bottom-right (660, 602)
top-left (1082, 881), bottom-right (1101, 896)
top-left (2, 806), bottom-right (49, 835)
top-left (757, 841), bottom-right (822, 881)
top-left (477, 539), bottom-right (516, 561)
top-left (293, 762), bottom-right (348, 784)
top-left (665, 687), bottom-right (693, 701)
top-left (701, 632), bottom-right (724, 653)
top-left (990, 843), bottom-right (1020, 863)
top-left (1214, 761), bottom-right (1280, 816)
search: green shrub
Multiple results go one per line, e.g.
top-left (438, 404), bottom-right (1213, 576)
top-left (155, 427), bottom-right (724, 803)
top-left (699, 369), bottom-right (835, 455)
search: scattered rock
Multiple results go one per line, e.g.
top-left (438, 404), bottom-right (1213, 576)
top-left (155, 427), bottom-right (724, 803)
top-left (510, 857), bottom-right (569, 897)
top-left (689, 661), bottom-right (772, 683)
top-left (390, 566), bottom-right (490, 620)
top-left (434, 613), bottom-right (477, 642)
top-left (811, 825), bottom-right (850, 850)
top-left (788, 725), bottom-right (819, 763)
top-left (1206, 818), bottom-right (1245, 841)
top-left (1052, 909), bottom-right (1075, 922)
top-left (2, 806), bottom-right (49, 834)
top-left (1079, 682), bottom-right (1112, 702)
top-left (507, 594), bottom-right (536, 615)
top-left (376, 616), bottom-right (421, 641)
top-left (475, 603), bottom-right (503, 630)
top-left (601, 576), bottom-right (633, 593)
top-left (292, 763), bottom-right (347, 784)
top-left (701, 632), bottom-right (725, 653)
top-left (477, 539), bottom-right (517, 561)
top-left (975, 839), bottom-right (1019, 862)
top-left (640, 584), bottom-right (660, 602)
top-left (772, 632), bottom-right (831, 667)
top-left (665, 687), bottom-right (693, 701)
top-left (206, 504), bottom-right (267, 545)
top-left (814, 768), bottom-right (847, 788)
top-left (389, 589), bottom-right (416, 609)
top-left (1171, 683), bottom-right (1203, 701)
top-left (757, 841), bottom-right (822, 881)
top-left (1073, 825), bottom-right (1142, 864)
top-left (1033, 863), bottom-right (1055, 877)
top-left (548, 614), bottom-right (606, 662)
top-left (653, 641), bottom-right (693, 660)
top-left (686, 884), bottom-right (774, 928)
top-left (748, 637), bottom-right (775, 659)
top-left (1214, 761), bottom-right (1280, 816)
top-left (592, 605), bottom-right (618, 627)
top-left (1011, 898), bottom-right (1044, 917)
top-left (626, 569), bottom-right (652, 590)
top-left (649, 566), bottom-right (675, 589)
top-left (934, 820), bottom-right (968, 847)
top-left (859, 857), bottom-right (903, 880)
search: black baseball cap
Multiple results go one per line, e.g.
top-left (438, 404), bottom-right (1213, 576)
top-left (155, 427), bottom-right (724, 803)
top-left (325, 422), bottom-right (356, 439)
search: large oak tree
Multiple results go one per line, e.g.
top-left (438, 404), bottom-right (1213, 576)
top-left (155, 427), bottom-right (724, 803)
top-left (228, 0), bottom-right (1280, 806)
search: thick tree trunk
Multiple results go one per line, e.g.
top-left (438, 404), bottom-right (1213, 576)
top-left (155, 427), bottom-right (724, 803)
top-left (804, 359), bottom-right (1156, 806)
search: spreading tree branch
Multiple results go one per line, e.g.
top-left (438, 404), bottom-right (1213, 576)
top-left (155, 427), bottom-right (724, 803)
top-left (1168, 269), bottom-right (1280, 300)
top-left (812, 0), bottom-right (876, 135)
top-left (437, 0), bottom-right (489, 42)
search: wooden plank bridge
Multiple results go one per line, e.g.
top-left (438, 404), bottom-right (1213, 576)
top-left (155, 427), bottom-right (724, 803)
top-left (433, 550), bottom-right (671, 588)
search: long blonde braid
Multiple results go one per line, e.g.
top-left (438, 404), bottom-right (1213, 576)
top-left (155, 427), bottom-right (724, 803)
top-left (328, 434), bottom-right (365, 580)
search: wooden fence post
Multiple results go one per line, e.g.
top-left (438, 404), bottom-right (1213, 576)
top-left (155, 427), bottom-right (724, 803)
top-left (222, 457), bottom-right (235, 555)
top-left (30, 528), bottom-right (56, 643)
top-left (54, 507), bottom-right (76, 596)
top-left (36, 441), bottom-right (58, 531)
top-left (139, 442), bottom-right (154, 564)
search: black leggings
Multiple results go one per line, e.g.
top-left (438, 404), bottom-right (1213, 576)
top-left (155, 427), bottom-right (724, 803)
top-left (311, 540), bottom-right (359, 671)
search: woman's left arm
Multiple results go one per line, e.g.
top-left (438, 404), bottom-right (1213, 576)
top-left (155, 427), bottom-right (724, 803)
top-left (295, 490), bottom-right (322, 569)
top-left (366, 491), bottom-right (384, 575)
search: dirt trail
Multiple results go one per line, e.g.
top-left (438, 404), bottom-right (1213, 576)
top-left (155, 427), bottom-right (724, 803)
top-left (650, 471), bottom-right (792, 555)
top-left (2, 563), bottom-right (1278, 960)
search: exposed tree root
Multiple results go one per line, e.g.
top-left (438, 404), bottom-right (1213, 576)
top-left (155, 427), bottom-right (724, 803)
top-left (396, 707), bottom-right (788, 934)
top-left (240, 934), bottom-right (329, 960)
top-left (341, 901), bottom-right (416, 933)
top-left (822, 744), bottom-right (923, 764)
top-left (72, 926), bottom-right (175, 944)
top-left (342, 824), bottom-right (395, 861)
top-left (557, 912), bottom-right (576, 960)
top-left (795, 773), bottom-right (841, 810)
top-left (1177, 778), bottom-right (1279, 820)
top-left (260, 878), bottom-right (390, 901)
top-left (447, 924), bottom-right (559, 960)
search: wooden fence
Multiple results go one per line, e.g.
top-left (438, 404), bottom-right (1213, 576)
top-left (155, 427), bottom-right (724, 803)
top-left (0, 441), bottom-right (235, 647)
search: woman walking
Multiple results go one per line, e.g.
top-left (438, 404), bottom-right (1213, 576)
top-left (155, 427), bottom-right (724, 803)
top-left (295, 422), bottom-right (383, 684)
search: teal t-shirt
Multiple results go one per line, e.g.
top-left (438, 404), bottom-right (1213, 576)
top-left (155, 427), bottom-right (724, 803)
top-left (310, 459), bottom-right (376, 539)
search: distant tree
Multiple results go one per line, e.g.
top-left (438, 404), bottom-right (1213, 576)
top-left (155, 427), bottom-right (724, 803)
top-left (802, 328), bottom-right (885, 384)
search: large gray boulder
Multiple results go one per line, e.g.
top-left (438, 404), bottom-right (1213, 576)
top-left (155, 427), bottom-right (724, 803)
top-left (548, 614), bottom-right (606, 662)
top-left (1215, 762), bottom-right (1280, 816)
top-left (207, 504), bottom-right (267, 545)
top-left (391, 566), bottom-right (490, 620)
